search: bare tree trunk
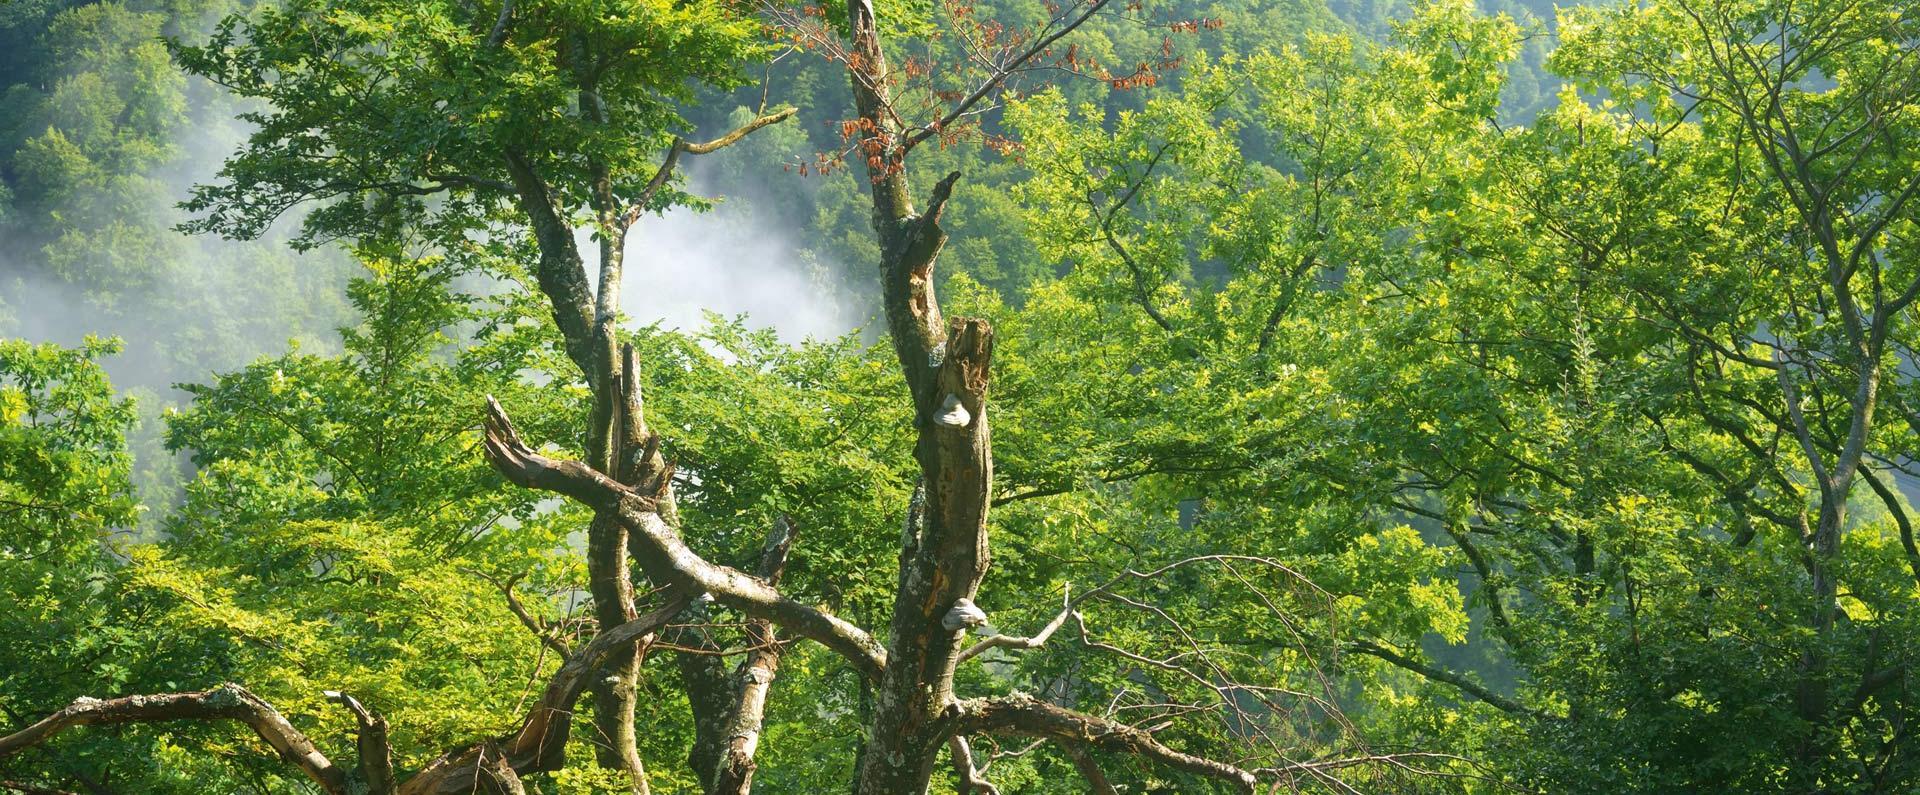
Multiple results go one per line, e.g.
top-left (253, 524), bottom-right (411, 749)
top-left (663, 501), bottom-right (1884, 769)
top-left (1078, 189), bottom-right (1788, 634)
top-left (846, 167), bottom-right (997, 791)
top-left (498, 95), bottom-right (797, 793)
top-left (587, 511), bottom-right (650, 794)
top-left (832, 0), bottom-right (1085, 787)
top-left (707, 517), bottom-right (796, 794)
top-left (708, 622), bottom-right (780, 795)
top-left (673, 603), bottom-right (734, 789)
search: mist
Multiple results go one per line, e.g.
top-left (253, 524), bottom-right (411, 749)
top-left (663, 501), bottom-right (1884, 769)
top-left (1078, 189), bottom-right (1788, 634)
top-left (597, 199), bottom-right (861, 344)
top-left (0, 0), bottom-right (856, 531)
top-left (0, 73), bottom-right (356, 399)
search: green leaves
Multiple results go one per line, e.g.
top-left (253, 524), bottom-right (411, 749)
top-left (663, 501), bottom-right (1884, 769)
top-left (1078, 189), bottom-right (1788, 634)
top-left (626, 317), bottom-right (915, 620)
top-left (987, 0), bottom-right (1920, 788)
top-left (5, 0), bottom-right (1919, 790)
top-left (106, 253), bottom-right (589, 779)
top-left (0, 339), bottom-right (162, 786)
top-left (171, 0), bottom-right (768, 247)
top-left (0, 338), bottom-right (139, 553)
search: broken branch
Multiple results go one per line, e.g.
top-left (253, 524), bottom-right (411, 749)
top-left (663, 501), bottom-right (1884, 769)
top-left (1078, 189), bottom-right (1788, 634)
top-left (952, 694), bottom-right (1257, 794)
top-left (480, 397), bottom-right (886, 678)
top-left (957, 583), bottom-right (1077, 664)
top-left (0, 685), bottom-right (349, 795)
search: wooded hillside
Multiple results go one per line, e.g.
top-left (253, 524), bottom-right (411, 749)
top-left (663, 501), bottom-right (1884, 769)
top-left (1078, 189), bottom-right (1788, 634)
top-left (2, 0), bottom-right (1917, 792)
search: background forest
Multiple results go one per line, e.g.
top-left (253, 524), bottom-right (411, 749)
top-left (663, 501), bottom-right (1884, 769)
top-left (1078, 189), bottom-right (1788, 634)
top-left (2, 0), bottom-right (1917, 791)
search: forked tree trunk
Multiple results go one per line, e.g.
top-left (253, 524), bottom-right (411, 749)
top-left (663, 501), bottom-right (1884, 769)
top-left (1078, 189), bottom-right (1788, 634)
top-left (0, 7), bottom-right (1294, 793)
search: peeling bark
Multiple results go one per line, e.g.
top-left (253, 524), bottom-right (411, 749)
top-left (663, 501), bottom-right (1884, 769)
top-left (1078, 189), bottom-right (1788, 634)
top-left (707, 517), bottom-right (797, 795)
top-left (708, 626), bottom-right (780, 795)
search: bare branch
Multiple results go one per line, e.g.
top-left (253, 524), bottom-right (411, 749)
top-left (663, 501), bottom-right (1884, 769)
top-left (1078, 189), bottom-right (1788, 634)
top-left (708, 516), bottom-right (798, 794)
top-left (904, 0), bottom-right (1114, 148)
top-left (484, 0), bottom-right (513, 47)
top-left (948, 735), bottom-right (1000, 795)
top-left (469, 569), bottom-right (572, 656)
top-left (0, 685), bottom-right (349, 795)
top-left (958, 584), bottom-right (1077, 664)
top-left (709, 634), bottom-right (781, 794)
top-left (401, 592), bottom-right (691, 794)
top-left (1092, 141), bottom-right (1179, 332)
top-left (1058, 741), bottom-right (1119, 795)
top-left (619, 509), bottom-right (883, 679)
top-left (1345, 639), bottom-right (1541, 718)
top-left (754, 514), bottom-right (798, 582)
top-left (685, 107), bottom-right (801, 155)
top-left (325, 691), bottom-right (395, 794)
top-left (472, 743), bottom-right (527, 795)
top-left (481, 396), bottom-right (634, 508)
top-left (479, 398), bottom-right (886, 678)
top-left (626, 107), bottom-right (801, 227)
top-left (1856, 465), bottom-right (1920, 586)
top-left (952, 694), bottom-right (1257, 794)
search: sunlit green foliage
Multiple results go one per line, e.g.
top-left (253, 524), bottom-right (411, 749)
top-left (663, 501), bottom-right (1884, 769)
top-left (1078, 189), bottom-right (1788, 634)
top-left (5, 0), bottom-right (1919, 792)
top-left (169, 0), bottom-right (767, 246)
top-left (988, 0), bottom-right (1920, 789)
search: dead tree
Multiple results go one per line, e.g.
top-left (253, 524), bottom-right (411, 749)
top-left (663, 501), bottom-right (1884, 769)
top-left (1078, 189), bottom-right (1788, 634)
top-left (0, 2), bottom-right (1434, 793)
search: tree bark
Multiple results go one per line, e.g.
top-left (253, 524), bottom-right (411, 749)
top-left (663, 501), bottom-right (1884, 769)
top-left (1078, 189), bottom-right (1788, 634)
top-left (707, 517), bottom-right (796, 794)
top-left (399, 593), bottom-right (690, 794)
top-left (1061, 741), bottom-right (1119, 795)
top-left (673, 601), bottom-right (734, 789)
top-left (853, 314), bottom-right (996, 795)
top-left (503, 101), bottom-right (796, 789)
top-left (481, 399), bottom-right (887, 677)
top-left (0, 685), bottom-right (349, 795)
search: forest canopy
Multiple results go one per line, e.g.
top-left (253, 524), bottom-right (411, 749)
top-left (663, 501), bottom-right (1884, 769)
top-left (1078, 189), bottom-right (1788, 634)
top-left (1, 0), bottom-right (1918, 792)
